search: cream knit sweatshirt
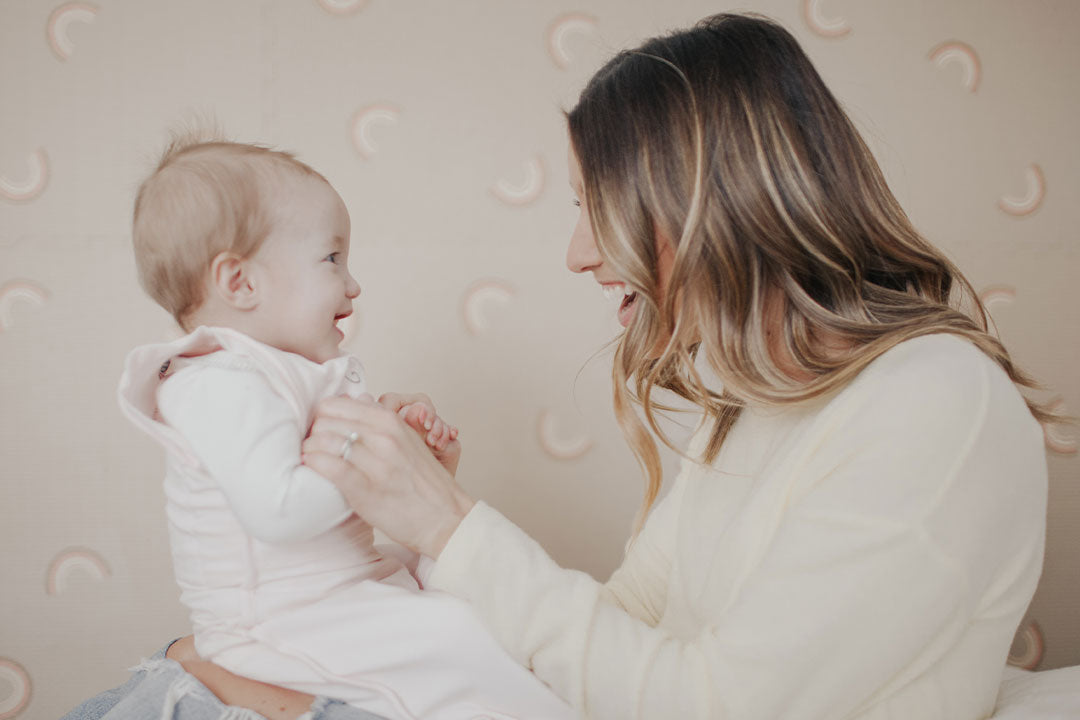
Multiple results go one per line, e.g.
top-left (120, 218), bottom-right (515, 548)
top-left (427, 334), bottom-right (1048, 720)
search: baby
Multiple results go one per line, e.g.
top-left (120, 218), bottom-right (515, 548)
top-left (118, 133), bottom-right (571, 720)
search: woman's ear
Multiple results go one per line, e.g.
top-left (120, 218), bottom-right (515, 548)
top-left (209, 251), bottom-right (259, 310)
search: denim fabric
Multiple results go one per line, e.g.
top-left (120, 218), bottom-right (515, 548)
top-left (59, 643), bottom-right (388, 720)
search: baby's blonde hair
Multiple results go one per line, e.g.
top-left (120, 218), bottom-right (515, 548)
top-left (132, 128), bottom-right (326, 329)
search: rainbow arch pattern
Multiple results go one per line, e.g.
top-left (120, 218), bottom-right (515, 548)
top-left (537, 409), bottom-right (594, 461)
top-left (546, 13), bottom-right (597, 69)
top-left (45, 546), bottom-right (111, 596)
top-left (802, 0), bottom-right (851, 38)
top-left (461, 279), bottom-right (516, 336)
top-left (0, 149), bottom-right (49, 203)
top-left (47, 3), bottom-right (99, 62)
top-left (928, 41), bottom-right (981, 93)
top-left (491, 155), bottom-right (545, 207)
top-left (0, 658), bottom-right (31, 720)
top-left (998, 164), bottom-right (1046, 217)
top-left (0, 281), bottom-right (49, 331)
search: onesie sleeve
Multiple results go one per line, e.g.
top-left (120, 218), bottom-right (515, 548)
top-left (426, 338), bottom-right (1047, 719)
top-left (157, 364), bottom-right (353, 544)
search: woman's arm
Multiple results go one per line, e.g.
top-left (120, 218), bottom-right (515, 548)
top-left (300, 344), bottom-right (1047, 720)
top-left (166, 637), bottom-right (317, 720)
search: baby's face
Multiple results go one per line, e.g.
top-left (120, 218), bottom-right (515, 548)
top-left (247, 174), bottom-right (360, 363)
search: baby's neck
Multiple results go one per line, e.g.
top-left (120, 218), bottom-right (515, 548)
top-left (186, 305), bottom-right (259, 341)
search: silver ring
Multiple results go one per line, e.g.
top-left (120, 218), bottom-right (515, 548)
top-left (339, 431), bottom-right (360, 461)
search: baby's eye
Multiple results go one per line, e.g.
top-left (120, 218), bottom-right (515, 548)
top-left (324, 252), bottom-right (340, 264)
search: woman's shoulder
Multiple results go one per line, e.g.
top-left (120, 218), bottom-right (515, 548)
top-left (848, 333), bottom-right (1012, 404)
top-left (828, 332), bottom-right (1040, 439)
top-left (863, 332), bottom-right (994, 381)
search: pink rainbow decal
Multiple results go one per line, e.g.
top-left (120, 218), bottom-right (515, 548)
top-left (0, 658), bottom-right (31, 720)
top-left (0, 149), bottom-right (49, 202)
top-left (928, 41), bottom-right (981, 93)
top-left (490, 156), bottom-right (545, 206)
top-left (1043, 398), bottom-right (1078, 455)
top-left (351, 105), bottom-right (400, 160)
top-left (546, 13), bottom-right (597, 70)
top-left (1007, 620), bottom-right (1045, 670)
top-left (998, 164), bottom-right (1045, 217)
top-left (47, 3), bottom-right (98, 61)
top-left (0, 281), bottom-right (49, 331)
top-left (978, 285), bottom-right (1016, 316)
top-left (802, 0), bottom-right (851, 38)
top-left (537, 409), bottom-right (593, 461)
top-left (317, 0), bottom-right (367, 15)
top-left (45, 546), bottom-right (111, 596)
top-left (461, 280), bottom-right (515, 336)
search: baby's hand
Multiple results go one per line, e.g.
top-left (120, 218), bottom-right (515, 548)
top-left (378, 393), bottom-right (462, 476)
top-left (399, 401), bottom-right (457, 451)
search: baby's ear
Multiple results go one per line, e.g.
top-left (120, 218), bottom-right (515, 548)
top-left (209, 251), bottom-right (259, 310)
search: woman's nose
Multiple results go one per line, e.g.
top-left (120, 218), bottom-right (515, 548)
top-left (566, 212), bottom-right (601, 274)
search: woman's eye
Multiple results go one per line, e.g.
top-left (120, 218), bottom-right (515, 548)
top-left (572, 198), bottom-right (582, 208)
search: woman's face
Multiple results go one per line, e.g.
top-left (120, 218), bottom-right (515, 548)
top-left (566, 145), bottom-right (673, 329)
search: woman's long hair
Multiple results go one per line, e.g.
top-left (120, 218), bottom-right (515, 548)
top-left (567, 13), bottom-right (1057, 532)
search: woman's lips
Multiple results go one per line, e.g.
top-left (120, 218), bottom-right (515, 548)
top-left (617, 291), bottom-right (638, 327)
top-left (601, 282), bottom-right (638, 327)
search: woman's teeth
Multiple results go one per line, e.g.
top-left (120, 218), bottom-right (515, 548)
top-left (601, 283), bottom-right (634, 302)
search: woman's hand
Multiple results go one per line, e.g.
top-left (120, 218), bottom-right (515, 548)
top-left (303, 394), bottom-right (475, 559)
top-left (166, 636), bottom-right (315, 720)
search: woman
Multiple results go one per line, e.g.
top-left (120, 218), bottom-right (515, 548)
top-left (67, 12), bottom-right (1050, 720)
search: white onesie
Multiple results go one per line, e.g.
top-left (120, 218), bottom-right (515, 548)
top-left (118, 326), bottom-right (572, 720)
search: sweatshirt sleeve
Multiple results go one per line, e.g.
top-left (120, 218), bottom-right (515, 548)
top-left (425, 460), bottom-right (691, 717)
top-left (157, 364), bottom-right (352, 544)
top-left (425, 338), bottom-right (1047, 720)
top-left (599, 463), bottom-right (690, 625)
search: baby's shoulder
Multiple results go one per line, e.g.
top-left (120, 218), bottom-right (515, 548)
top-left (158, 351), bottom-right (274, 411)
top-left (168, 349), bottom-right (260, 375)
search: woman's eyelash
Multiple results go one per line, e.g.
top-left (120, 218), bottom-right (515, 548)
top-left (572, 198), bottom-right (581, 208)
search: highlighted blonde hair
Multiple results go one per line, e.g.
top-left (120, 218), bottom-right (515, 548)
top-left (567, 13), bottom-right (1058, 531)
top-left (132, 128), bottom-right (325, 329)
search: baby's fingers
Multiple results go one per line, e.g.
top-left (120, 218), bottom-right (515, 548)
top-left (399, 402), bottom-right (434, 433)
top-left (432, 421), bottom-right (456, 452)
top-left (426, 417), bottom-right (446, 448)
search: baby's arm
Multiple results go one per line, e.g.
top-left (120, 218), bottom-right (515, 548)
top-left (157, 364), bottom-right (353, 544)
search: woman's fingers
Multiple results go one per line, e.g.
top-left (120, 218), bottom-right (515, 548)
top-left (307, 416), bottom-right (365, 444)
top-left (301, 429), bottom-right (348, 459)
top-left (314, 394), bottom-right (389, 425)
top-left (303, 448), bottom-right (373, 507)
top-left (309, 393), bottom-right (474, 558)
top-left (310, 395), bottom-right (406, 443)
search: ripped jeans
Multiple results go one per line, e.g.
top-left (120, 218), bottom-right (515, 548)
top-left (59, 643), bottom-right (388, 720)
